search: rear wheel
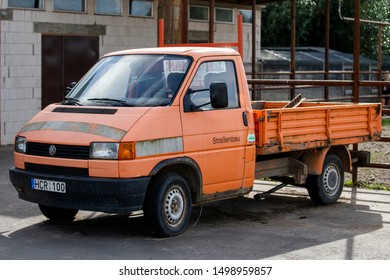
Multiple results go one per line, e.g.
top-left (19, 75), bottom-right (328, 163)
top-left (307, 154), bottom-right (344, 205)
top-left (143, 173), bottom-right (192, 237)
top-left (39, 204), bottom-right (78, 223)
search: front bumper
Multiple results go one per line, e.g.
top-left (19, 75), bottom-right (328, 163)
top-left (9, 167), bottom-right (150, 213)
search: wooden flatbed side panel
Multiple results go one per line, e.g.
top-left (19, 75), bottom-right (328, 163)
top-left (253, 102), bottom-right (382, 155)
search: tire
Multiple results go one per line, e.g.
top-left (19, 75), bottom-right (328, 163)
top-left (143, 173), bottom-right (192, 237)
top-left (306, 154), bottom-right (344, 205)
top-left (38, 204), bottom-right (78, 223)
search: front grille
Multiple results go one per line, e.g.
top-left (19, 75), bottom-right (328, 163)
top-left (25, 163), bottom-right (89, 177)
top-left (26, 142), bottom-right (90, 159)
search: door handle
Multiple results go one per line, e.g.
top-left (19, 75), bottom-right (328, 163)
top-left (242, 111), bottom-right (248, 126)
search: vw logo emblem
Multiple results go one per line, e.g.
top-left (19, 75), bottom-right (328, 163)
top-left (48, 145), bottom-right (57, 156)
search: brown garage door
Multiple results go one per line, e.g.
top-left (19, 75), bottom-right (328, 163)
top-left (42, 36), bottom-right (99, 108)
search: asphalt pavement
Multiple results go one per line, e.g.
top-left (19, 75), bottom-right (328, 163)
top-left (1, 145), bottom-right (390, 260)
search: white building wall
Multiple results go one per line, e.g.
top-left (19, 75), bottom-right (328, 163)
top-left (188, 6), bottom-right (262, 63)
top-left (1, 10), bottom-right (42, 145)
top-left (0, 0), bottom-right (261, 145)
top-left (0, 0), bottom-right (158, 145)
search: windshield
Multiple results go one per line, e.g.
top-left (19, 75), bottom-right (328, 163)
top-left (64, 54), bottom-right (192, 107)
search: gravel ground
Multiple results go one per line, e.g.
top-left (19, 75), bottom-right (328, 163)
top-left (345, 123), bottom-right (390, 188)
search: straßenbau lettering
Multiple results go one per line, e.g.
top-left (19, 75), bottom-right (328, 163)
top-left (213, 136), bottom-right (240, 144)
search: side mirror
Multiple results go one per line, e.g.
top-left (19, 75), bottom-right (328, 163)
top-left (210, 82), bottom-right (228, 109)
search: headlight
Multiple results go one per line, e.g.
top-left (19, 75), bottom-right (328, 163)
top-left (90, 142), bottom-right (135, 160)
top-left (90, 142), bottom-right (119, 159)
top-left (15, 136), bottom-right (27, 153)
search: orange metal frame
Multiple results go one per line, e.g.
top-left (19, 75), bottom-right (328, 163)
top-left (158, 15), bottom-right (244, 58)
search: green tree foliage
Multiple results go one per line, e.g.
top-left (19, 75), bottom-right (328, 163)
top-left (261, 0), bottom-right (390, 59)
top-left (360, 0), bottom-right (390, 59)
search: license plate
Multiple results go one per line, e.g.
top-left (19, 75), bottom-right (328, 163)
top-left (31, 178), bottom-right (66, 193)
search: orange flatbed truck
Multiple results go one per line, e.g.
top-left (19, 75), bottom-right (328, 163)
top-left (9, 47), bottom-right (382, 237)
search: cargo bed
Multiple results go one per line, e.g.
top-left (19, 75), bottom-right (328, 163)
top-left (252, 101), bottom-right (382, 155)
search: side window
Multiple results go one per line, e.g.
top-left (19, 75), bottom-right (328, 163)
top-left (186, 60), bottom-right (239, 111)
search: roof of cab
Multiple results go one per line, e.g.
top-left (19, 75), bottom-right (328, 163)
top-left (103, 47), bottom-right (240, 59)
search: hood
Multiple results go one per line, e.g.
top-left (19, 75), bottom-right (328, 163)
top-left (18, 104), bottom-right (150, 145)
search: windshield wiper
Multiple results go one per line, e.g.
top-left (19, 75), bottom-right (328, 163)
top-left (62, 97), bottom-right (83, 106)
top-left (87, 98), bottom-right (132, 107)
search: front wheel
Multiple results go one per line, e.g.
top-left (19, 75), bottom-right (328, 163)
top-left (143, 173), bottom-right (192, 237)
top-left (306, 154), bottom-right (344, 205)
top-left (38, 204), bottom-right (78, 223)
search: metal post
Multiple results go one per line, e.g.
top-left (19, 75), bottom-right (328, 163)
top-left (378, 24), bottom-right (383, 102)
top-left (252, 0), bottom-right (257, 100)
top-left (181, 0), bottom-right (189, 44)
top-left (158, 19), bottom-right (164, 47)
top-left (237, 15), bottom-right (243, 58)
top-left (209, 0), bottom-right (215, 43)
top-left (353, 0), bottom-right (360, 103)
top-left (252, 0), bottom-right (257, 79)
top-left (324, 0), bottom-right (330, 101)
top-left (290, 0), bottom-right (297, 100)
top-left (352, 0), bottom-right (361, 184)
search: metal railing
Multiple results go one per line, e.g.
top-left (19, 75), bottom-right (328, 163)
top-left (246, 72), bottom-right (390, 176)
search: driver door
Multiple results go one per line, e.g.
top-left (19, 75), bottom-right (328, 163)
top-left (181, 58), bottom-right (248, 196)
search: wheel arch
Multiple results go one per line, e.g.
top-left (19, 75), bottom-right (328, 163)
top-left (328, 145), bottom-right (352, 173)
top-left (148, 157), bottom-right (202, 204)
top-left (302, 147), bottom-right (330, 175)
top-left (302, 145), bottom-right (351, 175)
